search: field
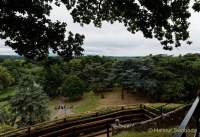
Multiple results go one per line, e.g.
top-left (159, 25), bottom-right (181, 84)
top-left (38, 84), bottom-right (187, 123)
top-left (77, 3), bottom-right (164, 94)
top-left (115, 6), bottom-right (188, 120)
top-left (48, 87), bottom-right (150, 120)
top-left (47, 88), bottom-right (183, 120)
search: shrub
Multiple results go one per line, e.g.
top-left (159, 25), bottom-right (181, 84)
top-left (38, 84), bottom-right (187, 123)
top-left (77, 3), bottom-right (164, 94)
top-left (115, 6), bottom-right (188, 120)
top-left (60, 75), bottom-right (87, 100)
top-left (0, 66), bottom-right (14, 90)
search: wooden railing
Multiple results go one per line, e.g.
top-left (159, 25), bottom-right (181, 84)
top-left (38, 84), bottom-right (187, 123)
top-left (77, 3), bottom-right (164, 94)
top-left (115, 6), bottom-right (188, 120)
top-left (0, 105), bottom-right (157, 137)
top-left (172, 94), bottom-right (200, 137)
top-left (0, 105), bottom-right (137, 136)
top-left (0, 104), bottom-right (180, 137)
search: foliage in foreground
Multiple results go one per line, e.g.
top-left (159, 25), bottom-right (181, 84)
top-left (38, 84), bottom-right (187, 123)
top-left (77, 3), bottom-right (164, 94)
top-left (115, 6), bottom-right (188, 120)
top-left (1, 0), bottom-right (200, 60)
top-left (10, 75), bottom-right (49, 127)
top-left (0, 124), bottom-right (15, 134)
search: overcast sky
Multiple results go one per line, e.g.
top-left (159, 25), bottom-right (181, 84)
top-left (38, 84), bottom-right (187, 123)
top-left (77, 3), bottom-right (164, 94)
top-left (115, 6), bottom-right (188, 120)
top-left (1, 4), bottom-right (200, 56)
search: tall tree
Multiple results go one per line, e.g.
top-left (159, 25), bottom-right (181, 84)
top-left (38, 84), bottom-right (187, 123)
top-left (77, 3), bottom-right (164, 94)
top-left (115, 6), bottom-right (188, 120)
top-left (43, 63), bottom-right (64, 97)
top-left (10, 75), bottom-right (49, 127)
top-left (83, 62), bottom-right (113, 93)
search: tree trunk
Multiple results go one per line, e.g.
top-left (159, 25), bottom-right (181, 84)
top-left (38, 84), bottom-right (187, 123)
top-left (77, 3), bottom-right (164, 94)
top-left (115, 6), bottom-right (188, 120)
top-left (101, 92), bottom-right (105, 99)
top-left (121, 88), bottom-right (124, 100)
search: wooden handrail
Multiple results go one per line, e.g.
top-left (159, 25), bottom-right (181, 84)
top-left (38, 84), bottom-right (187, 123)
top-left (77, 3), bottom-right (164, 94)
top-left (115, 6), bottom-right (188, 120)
top-left (172, 96), bottom-right (200, 137)
top-left (1, 108), bottom-right (144, 137)
top-left (0, 105), bottom-right (139, 136)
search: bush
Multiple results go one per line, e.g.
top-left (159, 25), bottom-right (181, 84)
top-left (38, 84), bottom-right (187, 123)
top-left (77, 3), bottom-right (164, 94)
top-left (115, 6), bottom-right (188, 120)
top-left (0, 124), bottom-right (15, 134)
top-left (60, 75), bottom-right (87, 100)
top-left (0, 66), bottom-right (15, 90)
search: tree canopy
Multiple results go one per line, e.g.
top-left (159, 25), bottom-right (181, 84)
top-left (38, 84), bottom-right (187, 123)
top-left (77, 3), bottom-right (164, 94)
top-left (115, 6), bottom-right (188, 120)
top-left (1, 0), bottom-right (200, 59)
top-left (0, 0), bottom-right (84, 60)
top-left (60, 75), bottom-right (87, 100)
top-left (10, 75), bottom-right (49, 127)
top-left (0, 65), bottom-right (14, 90)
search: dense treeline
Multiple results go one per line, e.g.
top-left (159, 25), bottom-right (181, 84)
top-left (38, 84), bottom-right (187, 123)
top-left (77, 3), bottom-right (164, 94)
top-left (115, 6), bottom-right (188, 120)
top-left (1, 54), bottom-right (200, 101)
top-left (42, 54), bottom-right (200, 102)
top-left (1, 54), bottom-right (200, 127)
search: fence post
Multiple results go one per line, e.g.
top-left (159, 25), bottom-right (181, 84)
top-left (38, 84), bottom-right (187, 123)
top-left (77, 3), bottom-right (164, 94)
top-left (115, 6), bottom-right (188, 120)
top-left (64, 118), bottom-right (67, 122)
top-left (195, 92), bottom-right (200, 137)
top-left (72, 127), bottom-right (76, 137)
top-left (160, 106), bottom-right (163, 115)
top-left (107, 121), bottom-right (110, 137)
top-left (195, 117), bottom-right (200, 137)
top-left (182, 132), bottom-right (186, 137)
top-left (27, 127), bottom-right (31, 137)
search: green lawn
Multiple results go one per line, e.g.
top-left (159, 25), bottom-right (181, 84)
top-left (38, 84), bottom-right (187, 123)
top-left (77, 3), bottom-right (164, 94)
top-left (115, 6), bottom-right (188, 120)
top-left (48, 91), bottom-right (101, 119)
top-left (68, 91), bottom-right (101, 113)
top-left (48, 98), bottom-right (60, 119)
top-left (48, 90), bottom-right (185, 120)
top-left (0, 87), bottom-right (16, 101)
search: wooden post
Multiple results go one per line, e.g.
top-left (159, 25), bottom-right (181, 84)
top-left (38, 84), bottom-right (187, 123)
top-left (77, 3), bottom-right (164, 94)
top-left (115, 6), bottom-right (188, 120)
top-left (195, 117), bottom-right (200, 137)
top-left (195, 99), bottom-right (200, 137)
top-left (107, 121), bottom-right (110, 137)
top-left (182, 132), bottom-right (186, 137)
top-left (27, 127), bottom-right (31, 137)
top-left (196, 91), bottom-right (200, 137)
top-left (160, 106), bottom-right (163, 115)
top-left (101, 92), bottom-right (105, 99)
top-left (64, 118), bottom-right (66, 122)
top-left (72, 127), bottom-right (76, 137)
top-left (121, 88), bottom-right (124, 100)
